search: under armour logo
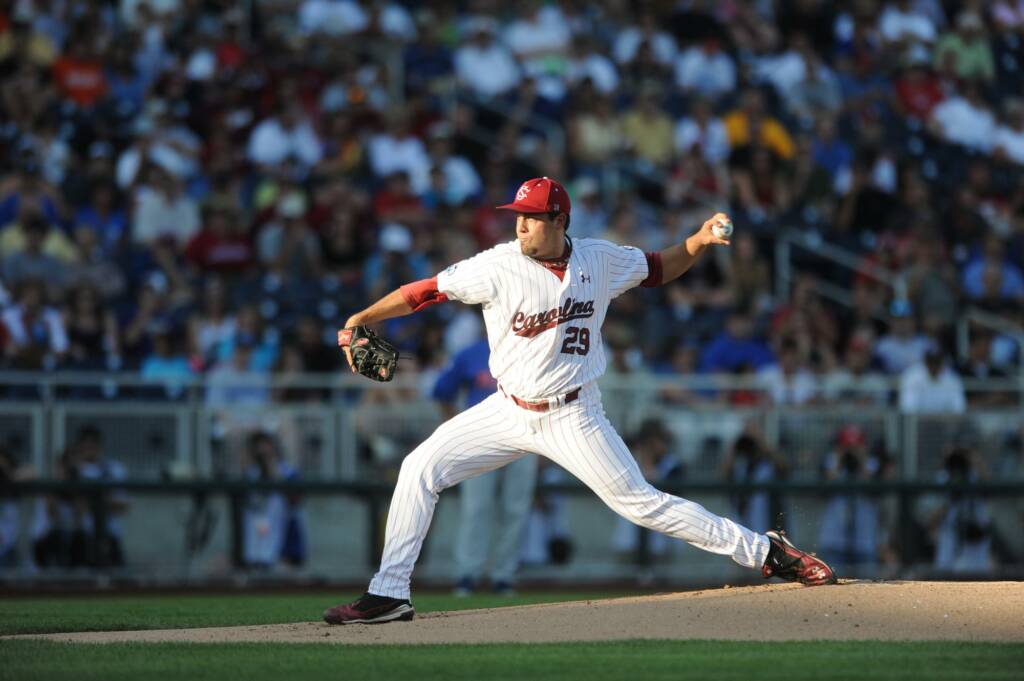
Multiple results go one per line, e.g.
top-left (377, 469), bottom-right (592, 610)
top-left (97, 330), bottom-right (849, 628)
top-left (580, 273), bottom-right (591, 283)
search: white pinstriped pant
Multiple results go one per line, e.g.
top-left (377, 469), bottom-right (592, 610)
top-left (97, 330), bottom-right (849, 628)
top-left (368, 383), bottom-right (771, 600)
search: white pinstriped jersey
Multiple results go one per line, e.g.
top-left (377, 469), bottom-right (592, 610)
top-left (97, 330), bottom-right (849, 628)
top-left (436, 238), bottom-right (649, 400)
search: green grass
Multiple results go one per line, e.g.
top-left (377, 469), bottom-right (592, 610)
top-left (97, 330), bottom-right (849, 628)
top-left (0, 591), bottom-right (625, 636)
top-left (1, 640), bottom-right (1022, 681)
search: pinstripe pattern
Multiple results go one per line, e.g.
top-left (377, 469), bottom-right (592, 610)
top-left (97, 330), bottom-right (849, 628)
top-left (367, 238), bottom-right (771, 600)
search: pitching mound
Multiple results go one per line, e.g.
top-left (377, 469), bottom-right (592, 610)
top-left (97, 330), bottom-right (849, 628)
top-left (16, 581), bottom-right (1024, 645)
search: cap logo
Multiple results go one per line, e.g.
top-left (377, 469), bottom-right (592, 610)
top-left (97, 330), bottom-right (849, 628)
top-left (515, 183), bottom-right (532, 201)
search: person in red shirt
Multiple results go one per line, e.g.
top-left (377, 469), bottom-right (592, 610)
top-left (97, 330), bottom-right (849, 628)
top-left (892, 52), bottom-right (946, 122)
top-left (184, 204), bottom-right (254, 276)
top-left (51, 35), bottom-right (107, 108)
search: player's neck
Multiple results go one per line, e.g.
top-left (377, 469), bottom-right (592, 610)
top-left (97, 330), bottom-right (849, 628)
top-left (531, 236), bottom-right (571, 263)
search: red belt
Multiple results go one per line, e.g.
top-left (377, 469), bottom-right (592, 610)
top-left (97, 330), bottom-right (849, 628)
top-left (499, 386), bottom-right (581, 412)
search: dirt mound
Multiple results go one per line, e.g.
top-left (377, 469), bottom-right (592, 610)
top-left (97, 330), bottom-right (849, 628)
top-left (14, 581), bottom-right (1024, 645)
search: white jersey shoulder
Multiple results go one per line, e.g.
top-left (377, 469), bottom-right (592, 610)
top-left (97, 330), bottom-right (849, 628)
top-left (572, 238), bottom-right (650, 299)
top-left (436, 242), bottom-right (518, 306)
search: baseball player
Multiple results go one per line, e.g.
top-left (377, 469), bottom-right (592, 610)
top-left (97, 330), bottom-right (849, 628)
top-left (432, 335), bottom-right (537, 596)
top-left (325, 177), bottom-right (836, 625)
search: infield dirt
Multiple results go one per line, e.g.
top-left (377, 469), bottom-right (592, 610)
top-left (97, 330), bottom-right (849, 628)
top-left (12, 581), bottom-right (1024, 645)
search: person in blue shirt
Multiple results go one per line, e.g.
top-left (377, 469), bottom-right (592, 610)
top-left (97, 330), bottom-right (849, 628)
top-left (432, 337), bottom-right (538, 596)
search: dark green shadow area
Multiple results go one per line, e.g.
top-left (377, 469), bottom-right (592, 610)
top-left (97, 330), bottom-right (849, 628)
top-left (1, 640), bottom-right (1022, 681)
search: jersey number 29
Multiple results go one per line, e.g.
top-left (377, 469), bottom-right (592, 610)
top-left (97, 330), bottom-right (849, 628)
top-left (561, 326), bottom-right (590, 355)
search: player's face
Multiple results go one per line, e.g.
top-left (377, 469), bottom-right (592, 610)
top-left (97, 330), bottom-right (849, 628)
top-left (515, 212), bottom-right (564, 258)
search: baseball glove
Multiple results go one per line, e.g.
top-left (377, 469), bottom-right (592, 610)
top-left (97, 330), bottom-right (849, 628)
top-left (337, 326), bottom-right (399, 382)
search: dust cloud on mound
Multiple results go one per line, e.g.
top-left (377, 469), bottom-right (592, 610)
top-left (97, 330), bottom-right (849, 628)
top-left (14, 581), bottom-right (1024, 645)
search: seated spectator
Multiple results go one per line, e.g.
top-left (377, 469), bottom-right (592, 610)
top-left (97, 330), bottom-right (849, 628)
top-left (756, 337), bottom-right (817, 405)
top-left (993, 98), bottom-right (1024, 166)
top-left (722, 232), bottom-right (772, 314)
top-left (140, 325), bottom-right (194, 400)
top-left (720, 426), bottom-right (788, 536)
top-left (294, 316), bottom-right (338, 374)
top-left (961, 235), bottom-right (1024, 303)
top-left (1, 213), bottom-right (71, 295)
top-left (927, 81), bottom-right (997, 152)
top-left (823, 331), bottom-right (890, 406)
top-left (454, 20), bottom-right (521, 100)
top-left (817, 424), bottom-right (890, 572)
top-left (699, 310), bottom-right (775, 374)
top-left (69, 426), bottom-right (129, 567)
top-left (927, 446), bottom-right (993, 573)
top-left (1, 279), bottom-right (67, 370)
top-left (63, 284), bottom-right (119, 370)
top-left (568, 94), bottom-right (624, 173)
top-left (51, 30), bottom-right (107, 109)
top-left (730, 145), bottom-right (793, 226)
top-left (933, 12), bottom-right (994, 84)
top-left (613, 10), bottom-right (678, 68)
top-left (425, 124), bottom-right (482, 205)
top-left (567, 178), bottom-right (607, 240)
top-left (757, 33), bottom-right (841, 125)
top-left (368, 113), bottom-right (432, 193)
top-left (611, 419), bottom-right (683, 562)
top-left (122, 273), bottom-right (187, 364)
top-left (957, 328), bottom-right (1012, 406)
top-left (0, 161), bottom-right (64, 229)
top-left (363, 223), bottom-right (431, 300)
top-left (674, 36), bottom-right (736, 101)
top-left (131, 164), bottom-right (201, 250)
top-left (810, 116), bottom-right (853, 185)
top-left (899, 347), bottom-right (966, 413)
top-left (504, 2), bottom-right (571, 99)
top-left (620, 87), bottom-right (674, 169)
top-left (241, 431), bottom-right (305, 569)
top-left (184, 203), bottom-right (254, 277)
top-left (878, 0), bottom-right (938, 49)
top-left (187, 278), bottom-right (236, 368)
top-left (206, 337), bottom-right (270, 408)
top-left (891, 46), bottom-right (947, 122)
top-left (567, 34), bottom-right (619, 95)
top-left (67, 224), bottom-right (127, 301)
top-left (246, 101), bottom-right (323, 170)
top-left (402, 16), bottom-right (453, 95)
top-left (903, 232), bottom-right (959, 330)
top-left (299, 0), bottom-right (368, 36)
top-left (875, 299), bottom-right (934, 374)
top-left (256, 192), bottom-right (322, 282)
top-left (215, 304), bottom-right (278, 373)
top-left (723, 89), bottom-right (796, 162)
top-left (373, 171), bottom-right (430, 227)
top-left (991, 1), bottom-right (1024, 31)
top-left (674, 97), bottom-right (730, 166)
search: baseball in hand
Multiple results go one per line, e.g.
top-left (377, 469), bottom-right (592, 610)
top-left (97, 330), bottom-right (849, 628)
top-left (712, 218), bottom-right (733, 240)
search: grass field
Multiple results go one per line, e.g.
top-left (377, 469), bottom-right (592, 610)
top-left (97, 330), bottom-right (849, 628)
top-left (2, 592), bottom-right (1022, 681)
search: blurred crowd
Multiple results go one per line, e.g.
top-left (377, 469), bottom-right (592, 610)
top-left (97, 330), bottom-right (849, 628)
top-left (1, 0), bottom-right (1023, 414)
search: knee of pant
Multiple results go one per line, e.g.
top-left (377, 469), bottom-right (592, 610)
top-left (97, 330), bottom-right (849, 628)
top-left (398, 451), bottom-right (444, 495)
top-left (611, 486), bottom-right (667, 526)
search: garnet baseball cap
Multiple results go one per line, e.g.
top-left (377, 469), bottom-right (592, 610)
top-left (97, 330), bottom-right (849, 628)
top-left (496, 177), bottom-right (571, 215)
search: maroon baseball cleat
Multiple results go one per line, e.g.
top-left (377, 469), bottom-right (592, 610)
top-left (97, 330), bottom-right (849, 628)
top-left (762, 530), bottom-right (838, 586)
top-left (323, 592), bottom-right (415, 625)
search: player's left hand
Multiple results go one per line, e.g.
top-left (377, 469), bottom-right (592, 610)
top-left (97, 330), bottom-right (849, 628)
top-left (695, 212), bottom-right (733, 247)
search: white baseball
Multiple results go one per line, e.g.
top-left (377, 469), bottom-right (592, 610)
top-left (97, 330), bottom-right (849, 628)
top-left (712, 218), bottom-right (733, 239)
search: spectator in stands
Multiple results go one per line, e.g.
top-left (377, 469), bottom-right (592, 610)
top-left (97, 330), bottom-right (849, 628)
top-left (817, 424), bottom-right (891, 573)
top-left (891, 46), bottom-right (947, 122)
top-left (72, 426), bottom-right (129, 566)
top-left (730, 145), bottom-right (794, 227)
top-left (0, 445), bottom-right (33, 568)
top-left (241, 431), bottom-right (305, 569)
top-left (674, 35), bottom-right (736, 101)
top-left (611, 419), bottom-right (683, 563)
top-left (256, 191), bottom-right (322, 283)
top-left (51, 28), bottom-right (107, 109)
top-left (878, 0), bottom-right (938, 49)
top-left (720, 426), bottom-right (788, 537)
top-left (122, 273), bottom-right (185, 364)
top-left (762, 33), bottom-right (842, 125)
top-left (613, 10), bottom-right (677, 69)
top-left (131, 164), bottom-right (201, 250)
top-left (957, 328), bottom-right (1013, 406)
top-left (567, 35), bottom-right (619, 95)
top-left (67, 224), bottom-right (126, 300)
top-left (757, 337), bottom-right (817, 405)
top-left (362, 223), bottom-right (430, 301)
top-left (454, 20), bottom-right (521, 100)
top-left (425, 124), bottom-right (482, 205)
top-left (568, 93), bottom-right (624, 175)
top-left (927, 446), bottom-right (993, 573)
top-left (368, 113), bottom-right (431, 194)
top-left (674, 97), bottom-right (729, 166)
top-left (903, 232), bottom-right (959, 330)
top-left (961, 235), bottom-right (1024, 303)
top-left (723, 89), bottom-right (795, 162)
top-left (1, 213), bottom-right (70, 295)
top-left (246, 101), bottom-right (323, 171)
top-left (184, 203), bottom-right (254, 277)
top-left (64, 284), bottom-right (119, 371)
top-left (700, 310), bottom-right (775, 374)
top-left (934, 12), bottom-right (994, 85)
top-left (899, 347), bottom-right (966, 414)
top-left (141, 323), bottom-right (194, 399)
top-left (823, 331), bottom-right (891, 406)
top-left (566, 177), bottom-right (606, 240)
top-left (927, 80), bottom-right (997, 153)
top-left (994, 98), bottom-right (1024, 166)
top-left (215, 304), bottom-right (278, 373)
top-left (1, 279), bottom-right (67, 370)
top-left (620, 86), bottom-right (674, 170)
top-left (874, 299), bottom-right (934, 374)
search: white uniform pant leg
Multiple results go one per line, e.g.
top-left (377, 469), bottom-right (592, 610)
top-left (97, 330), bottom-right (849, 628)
top-left (489, 454), bottom-right (538, 584)
top-left (368, 393), bottom-right (529, 600)
top-left (453, 470), bottom-right (499, 581)
top-left (533, 397), bottom-right (771, 569)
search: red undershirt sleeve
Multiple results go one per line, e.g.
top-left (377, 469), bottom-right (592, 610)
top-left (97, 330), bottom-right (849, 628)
top-left (399, 276), bottom-right (449, 312)
top-left (639, 252), bottom-right (663, 288)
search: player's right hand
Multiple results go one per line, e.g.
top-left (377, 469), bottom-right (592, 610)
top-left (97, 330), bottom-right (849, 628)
top-left (696, 212), bottom-right (732, 247)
